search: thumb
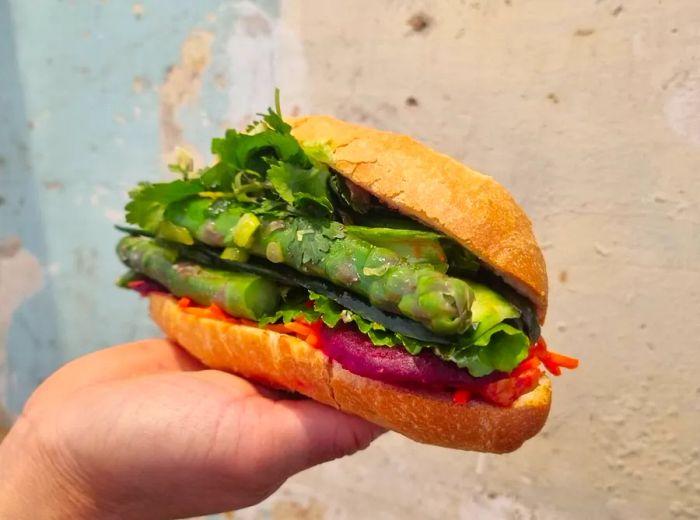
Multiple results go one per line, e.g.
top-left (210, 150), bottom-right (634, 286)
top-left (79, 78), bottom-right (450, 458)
top-left (261, 399), bottom-right (386, 477)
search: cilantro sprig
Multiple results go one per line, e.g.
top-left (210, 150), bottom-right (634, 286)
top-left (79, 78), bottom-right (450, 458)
top-left (125, 90), bottom-right (337, 232)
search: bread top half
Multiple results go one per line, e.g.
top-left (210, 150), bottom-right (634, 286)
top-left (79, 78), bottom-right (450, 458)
top-left (289, 116), bottom-right (548, 322)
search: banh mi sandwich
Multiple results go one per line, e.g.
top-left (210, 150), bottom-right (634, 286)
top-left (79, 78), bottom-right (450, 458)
top-left (115, 95), bottom-right (578, 453)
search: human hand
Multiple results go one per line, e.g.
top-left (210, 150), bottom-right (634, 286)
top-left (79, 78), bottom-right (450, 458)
top-left (0, 339), bottom-right (384, 519)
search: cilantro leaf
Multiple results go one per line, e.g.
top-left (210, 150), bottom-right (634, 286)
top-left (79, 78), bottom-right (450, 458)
top-left (284, 219), bottom-right (344, 268)
top-left (125, 181), bottom-right (203, 232)
top-left (261, 107), bottom-right (292, 135)
top-left (268, 162), bottom-right (333, 217)
top-left (202, 128), bottom-right (308, 194)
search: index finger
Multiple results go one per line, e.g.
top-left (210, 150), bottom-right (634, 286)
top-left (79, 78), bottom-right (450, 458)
top-left (24, 339), bottom-right (204, 414)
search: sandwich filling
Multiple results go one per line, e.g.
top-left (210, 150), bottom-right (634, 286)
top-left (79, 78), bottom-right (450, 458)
top-left (116, 96), bottom-right (577, 406)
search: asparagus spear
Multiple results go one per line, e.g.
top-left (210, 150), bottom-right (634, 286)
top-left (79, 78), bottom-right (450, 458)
top-left (117, 236), bottom-right (280, 320)
top-left (164, 198), bottom-right (474, 335)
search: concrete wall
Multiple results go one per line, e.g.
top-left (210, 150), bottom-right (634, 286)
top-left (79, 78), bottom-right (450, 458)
top-left (1, 1), bottom-right (699, 518)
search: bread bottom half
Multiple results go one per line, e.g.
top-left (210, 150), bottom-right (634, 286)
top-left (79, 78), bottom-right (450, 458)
top-left (150, 293), bottom-right (551, 453)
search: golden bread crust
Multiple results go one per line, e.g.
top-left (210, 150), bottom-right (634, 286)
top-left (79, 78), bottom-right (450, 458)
top-left (150, 293), bottom-right (551, 453)
top-left (289, 115), bottom-right (548, 321)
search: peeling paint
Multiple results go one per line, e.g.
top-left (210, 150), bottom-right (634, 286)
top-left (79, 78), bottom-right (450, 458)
top-left (103, 208), bottom-right (123, 223)
top-left (132, 76), bottom-right (147, 93)
top-left (159, 30), bottom-right (213, 167)
top-left (131, 2), bottom-right (144, 18)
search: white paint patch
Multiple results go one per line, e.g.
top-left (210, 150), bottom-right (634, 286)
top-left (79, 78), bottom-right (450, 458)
top-left (103, 208), bottom-right (124, 224)
top-left (0, 243), bottom-right (44, 405)
top-left (222, 1), bottom-right (309, 128)
top-left (631, 32), bottom-right (648, 60)
top-left (664, 74), bottom-right (700, 146)
top-left (89, 186), bottom-right (112, 211)
top-left (158, 30), bottom-right (213, 169)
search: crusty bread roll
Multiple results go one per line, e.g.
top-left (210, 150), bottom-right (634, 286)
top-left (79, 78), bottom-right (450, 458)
top-left (289, 115), bottom-right (548, 321)
top-left (151, 294), bottom-right (552, 453)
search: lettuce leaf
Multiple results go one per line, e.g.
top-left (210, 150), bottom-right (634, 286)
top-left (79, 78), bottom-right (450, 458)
top-left (257, 287), bottom-right (530, 377)
top-left (469, 282), bottom-right (521, 337)
top-left (473, 324), bottom-right (530, 373)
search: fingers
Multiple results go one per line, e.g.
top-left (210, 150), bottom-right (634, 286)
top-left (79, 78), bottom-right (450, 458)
top-left (24, 339), bottom-right (204, 414)
top-left (181, 370), bottom-right (385, 478)
top-left (256, 398), bottom-right (386, 477)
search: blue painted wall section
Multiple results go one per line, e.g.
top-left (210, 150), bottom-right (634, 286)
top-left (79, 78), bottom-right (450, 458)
top-left (0, 0), bottom-right (278, 413)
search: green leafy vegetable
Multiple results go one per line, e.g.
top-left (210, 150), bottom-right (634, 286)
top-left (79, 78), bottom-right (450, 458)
top-left (282, 218), bottom-right (345, 268)
top-left (473, 324), bottom-right (530, 373)
top-left (268, 162), bottom-right (333, 216)
top-left (168, 147), bottom-right (195, 179)
top-left (302, 141), bottom-right (334, 166)
top-left (469, 282), bottom-right (521, 338)
top-left (125, 181), bottom-right (203, 232)
top-left (257, 290), bottom-right (319, 327)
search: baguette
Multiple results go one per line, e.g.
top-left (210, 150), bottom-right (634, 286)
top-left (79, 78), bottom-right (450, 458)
top-left (151, 293), bottom-right (551, 453)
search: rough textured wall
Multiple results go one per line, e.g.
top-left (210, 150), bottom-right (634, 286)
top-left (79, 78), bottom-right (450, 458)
top-left (1, 1), bottom-right (699, 519)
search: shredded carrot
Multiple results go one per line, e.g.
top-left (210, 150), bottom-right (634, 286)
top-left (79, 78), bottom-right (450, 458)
top-left (511, 356), bottom-right (541, 377)
top-left (530, 338), bottom-right (548, 357)
top-left (546, 351), bottom-right (580, 370)
top-left (528, 337), bottom-right (579, 376)
top-left (183, 307), bottom-right (213, 318)
top-left (206, 303), bottom-right (228, 321)
top-left (261, 319), bottom-right (324, 347)
top-left (541, 358), bottom-right (562, 376)
top-left (284, 322), bottom-right (314, 337)
top-left (264, 323), bottom-right (291, 334)
top-left (452, 389), bottom-right (471, 405)
top-left (177, 297), bottom-right (192, 308)
top-left (237, 319), bottom-right (257, 328)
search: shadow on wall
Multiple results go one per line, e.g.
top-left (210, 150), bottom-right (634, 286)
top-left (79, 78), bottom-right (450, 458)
top-left (0, 0), bottom-right (61, 415)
